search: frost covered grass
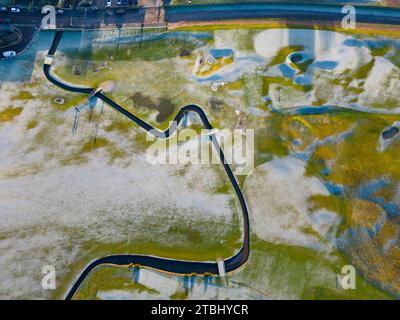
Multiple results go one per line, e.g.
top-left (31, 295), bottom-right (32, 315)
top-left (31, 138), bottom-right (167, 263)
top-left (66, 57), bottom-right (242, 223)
top-left (0, 40), bottom-right (241, 299)
top-left (244, 156), bottom-right (340, 250)
top-left (0, 155), bottom-right (241, 299)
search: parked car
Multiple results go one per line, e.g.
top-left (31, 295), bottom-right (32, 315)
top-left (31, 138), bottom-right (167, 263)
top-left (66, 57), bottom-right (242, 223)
top-left (10, 7), bottom-right (20, 13)
top-left (56, 9), bottom-right (64, 15)
top-left (3, 51), bottom-right (16, 58)
top-left (116, 8), bottom-right (125, 14)
top-left (106, 0), bottom-right (112, 7)
top-left (117, 0), bottom-right (121, 5)
top-left (0, 7), bottom-right (8, 12)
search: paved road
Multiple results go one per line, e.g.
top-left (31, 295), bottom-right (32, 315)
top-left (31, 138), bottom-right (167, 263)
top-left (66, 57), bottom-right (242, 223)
top-left (2, 3), bottom-right (400, 28)
top-left (0, 8), bottom-right (145, 29)
top-left (166, 3), bottom-right (400, 25)
top-left (44, 31), bottom-right (250, 300)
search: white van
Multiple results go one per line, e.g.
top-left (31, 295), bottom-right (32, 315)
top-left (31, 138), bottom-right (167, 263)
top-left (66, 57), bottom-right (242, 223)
top-left (3, 51), bottom-right (16, 58)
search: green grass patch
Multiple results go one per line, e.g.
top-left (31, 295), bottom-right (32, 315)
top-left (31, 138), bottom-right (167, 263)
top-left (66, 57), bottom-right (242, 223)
top-left (296, 58), bottom-right (314, 73)
top-left (81, 137), bottom-right (109, 153)
top-left (268, 45), bottom-right (304, 66)
top-left (254, 114), bottom-right (289, 165)
top-left (170, 289), bottom-right (189, 300)
top-left (104, 116), bottom-right (134, 134)
top-left (312, 99), bottom-right (327, 106)
top-left (308, 194), bottom-right (339, 214)
top-left (0, 107), bottom-right (23, 122)
top-left (261, 76), bottom-right (311, 97)
top-left (352, 59), bottom-right (375, 79)
top-left (26, 119), bottom-right (38, 129)
top-left (347, 86), bottom-right (364, 95)
top-left (370, 45), bottom-right (392, 57)
top-left (215, 184), bottom-right (231, 194)
top-left (11, 91), bottom-right (33, 101)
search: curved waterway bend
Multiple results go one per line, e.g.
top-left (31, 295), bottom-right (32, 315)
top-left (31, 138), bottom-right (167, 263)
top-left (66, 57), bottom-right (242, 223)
top-left (44, 31), bottom-right (250, 300)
